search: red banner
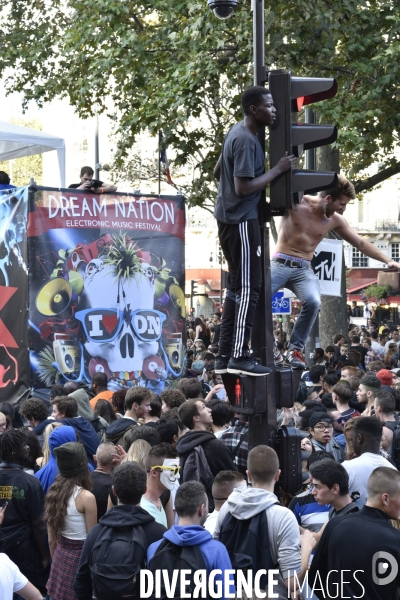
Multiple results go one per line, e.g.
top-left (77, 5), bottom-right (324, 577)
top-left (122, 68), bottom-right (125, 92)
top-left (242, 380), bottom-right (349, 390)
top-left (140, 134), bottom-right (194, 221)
top-left (28, 191), bottom-right (185, 241)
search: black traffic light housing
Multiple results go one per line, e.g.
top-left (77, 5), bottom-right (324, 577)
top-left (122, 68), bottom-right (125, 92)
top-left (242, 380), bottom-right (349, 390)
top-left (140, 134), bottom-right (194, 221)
top-left (268, 70), bottom-right (338, 214)
top-left (273, 426), bottom-right (303, 495)
top-left (222, 373), bottom-right (304, 493)
top-left (191, 280), bottom-right (199, 296)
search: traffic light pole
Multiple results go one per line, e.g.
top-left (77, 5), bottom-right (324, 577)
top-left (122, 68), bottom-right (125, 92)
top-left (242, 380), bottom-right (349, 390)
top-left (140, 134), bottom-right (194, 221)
top-left (249, 0), bottom-right (278, 447)
top-left (303, 109), bottom-right (320, 366)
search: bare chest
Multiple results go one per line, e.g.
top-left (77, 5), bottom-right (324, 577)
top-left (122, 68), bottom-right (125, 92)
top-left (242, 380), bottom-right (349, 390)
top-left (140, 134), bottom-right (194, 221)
top-left (288, 211), bottom-right (333, 241)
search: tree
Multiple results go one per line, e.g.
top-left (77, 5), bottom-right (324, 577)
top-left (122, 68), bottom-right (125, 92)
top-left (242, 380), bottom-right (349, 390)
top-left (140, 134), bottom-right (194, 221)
top-left (0, 0), bottom-right (400, 208)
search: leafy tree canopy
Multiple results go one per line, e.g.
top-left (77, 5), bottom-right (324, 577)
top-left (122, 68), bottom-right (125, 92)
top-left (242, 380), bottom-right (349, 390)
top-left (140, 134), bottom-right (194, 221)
top-left (0, 0), bottom-right (399, 207)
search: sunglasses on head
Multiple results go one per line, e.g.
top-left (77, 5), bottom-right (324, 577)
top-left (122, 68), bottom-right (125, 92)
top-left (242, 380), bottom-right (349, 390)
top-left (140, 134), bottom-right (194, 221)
top-left (76, 308), bottom-right (166, 343)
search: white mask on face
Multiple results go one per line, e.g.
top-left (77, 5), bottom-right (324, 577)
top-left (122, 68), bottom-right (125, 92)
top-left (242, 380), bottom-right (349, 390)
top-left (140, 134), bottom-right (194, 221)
top-left (159, 458), bottom-right (180, 491)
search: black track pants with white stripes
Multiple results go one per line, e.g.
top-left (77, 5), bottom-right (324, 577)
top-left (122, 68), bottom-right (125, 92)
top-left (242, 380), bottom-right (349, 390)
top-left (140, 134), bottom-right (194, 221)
top-left (217, 219), bottom-right (262, 359)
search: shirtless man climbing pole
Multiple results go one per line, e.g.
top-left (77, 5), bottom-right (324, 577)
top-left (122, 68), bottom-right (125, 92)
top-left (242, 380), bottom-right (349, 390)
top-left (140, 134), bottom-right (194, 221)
top-left (273, 174), bottom-right (400, 369)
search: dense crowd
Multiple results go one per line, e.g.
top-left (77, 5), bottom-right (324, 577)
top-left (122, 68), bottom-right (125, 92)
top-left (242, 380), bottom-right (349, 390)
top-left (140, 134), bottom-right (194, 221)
top-left (1, 314), bottom-right (400, 599)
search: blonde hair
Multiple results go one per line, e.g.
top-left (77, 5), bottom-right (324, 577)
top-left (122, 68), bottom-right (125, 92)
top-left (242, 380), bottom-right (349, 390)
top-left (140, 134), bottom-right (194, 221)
top-left (123, 439), bottom-right (151, 469)
top-left (39, 421), bottom-right (64, 466)
top-left (319, 173), bottom-right (356, 201)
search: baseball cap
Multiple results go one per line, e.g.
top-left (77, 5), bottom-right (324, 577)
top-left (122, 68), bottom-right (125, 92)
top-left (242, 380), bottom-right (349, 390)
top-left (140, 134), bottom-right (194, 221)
top-left (308, 412), bottom-right (332, 429)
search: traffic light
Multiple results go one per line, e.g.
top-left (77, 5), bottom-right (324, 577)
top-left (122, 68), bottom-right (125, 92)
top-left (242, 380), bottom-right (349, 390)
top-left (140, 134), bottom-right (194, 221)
top-left (191, 280), bottom-right (199, 296)
top-left (268, 69), bottom-right (338, 214)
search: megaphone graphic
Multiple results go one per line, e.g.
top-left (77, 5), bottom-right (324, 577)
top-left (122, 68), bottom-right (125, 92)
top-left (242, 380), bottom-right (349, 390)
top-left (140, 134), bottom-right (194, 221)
top-left (35, 278), bottom-right (72, 316)
top-left (169, 284), bottom-right (186, 317)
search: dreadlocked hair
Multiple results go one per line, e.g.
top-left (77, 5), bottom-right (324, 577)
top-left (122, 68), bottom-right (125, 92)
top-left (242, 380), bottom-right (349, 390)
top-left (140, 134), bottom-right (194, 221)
top-left (45, 453), bottom-right (92, 540)
top-left (0, 428), bottom-right (27, 462)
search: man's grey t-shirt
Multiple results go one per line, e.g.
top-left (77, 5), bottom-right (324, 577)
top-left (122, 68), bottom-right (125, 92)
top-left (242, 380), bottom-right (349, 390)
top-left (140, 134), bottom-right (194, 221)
top-left (214, 121), bottom-right (265, 224)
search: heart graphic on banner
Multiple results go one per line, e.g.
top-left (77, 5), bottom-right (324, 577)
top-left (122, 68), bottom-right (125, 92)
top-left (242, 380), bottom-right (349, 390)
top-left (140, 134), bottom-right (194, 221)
top-left (103, 314), bottom-right (118, 334)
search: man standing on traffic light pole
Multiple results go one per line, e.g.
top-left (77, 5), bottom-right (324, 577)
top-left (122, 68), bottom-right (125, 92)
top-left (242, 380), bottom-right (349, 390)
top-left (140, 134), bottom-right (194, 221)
top-left (213, 86), bottom-right (296, 377)
top-left (272, 175), bottom-right (400, 369)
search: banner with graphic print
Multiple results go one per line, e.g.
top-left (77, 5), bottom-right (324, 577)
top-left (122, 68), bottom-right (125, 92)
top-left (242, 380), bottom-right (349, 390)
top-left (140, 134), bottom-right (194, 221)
top-left (311, 238), bottom-right (343, 297)
top-left (0, 186), bottom-right (30, 404)
top-left (28, 186), bottom-right (186, 396)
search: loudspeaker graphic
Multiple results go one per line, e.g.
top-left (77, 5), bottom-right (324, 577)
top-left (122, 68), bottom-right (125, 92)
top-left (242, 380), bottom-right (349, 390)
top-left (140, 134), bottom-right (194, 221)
top-left (164, 340), bottom-right (184, 369)
top-left (53, 334), bottom-right (80, 374)
top-left (169, 284), bottom-right (185, 317)
top-left (68, 251), bottom-right (87, 277)
top-left (35, 278), bottom-right (72, 316)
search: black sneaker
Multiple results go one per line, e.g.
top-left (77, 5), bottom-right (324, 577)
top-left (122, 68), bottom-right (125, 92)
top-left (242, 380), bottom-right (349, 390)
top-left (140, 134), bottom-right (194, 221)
top-left (214, 356), bottom-right (229, 374)
top-left (227, 356), bottom-right (272, 377)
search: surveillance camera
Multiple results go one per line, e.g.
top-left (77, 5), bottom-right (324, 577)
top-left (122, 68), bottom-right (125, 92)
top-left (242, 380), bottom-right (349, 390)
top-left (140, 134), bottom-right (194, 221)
top-left (207, 0), bottom-right (239, 20)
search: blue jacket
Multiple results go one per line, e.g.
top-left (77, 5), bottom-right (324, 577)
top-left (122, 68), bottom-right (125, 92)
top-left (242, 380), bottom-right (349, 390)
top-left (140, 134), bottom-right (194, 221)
top-left (147, 524), bottom-right (235, 599)
top-left (61, 417), bottom-right (99, 466)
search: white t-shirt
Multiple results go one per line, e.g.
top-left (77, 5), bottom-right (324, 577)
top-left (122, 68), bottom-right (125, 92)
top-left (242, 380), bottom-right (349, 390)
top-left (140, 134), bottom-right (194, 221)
top-left (371, 340), bottom-right (385, 357)
top-left (363, 303), bottom-right (372, 318)
top-left (342, 452), bottom-right (397, 506)
top-left (204, 509), bottom-right (219, 535)
top-left (0, 553), bottom-right (28, 600)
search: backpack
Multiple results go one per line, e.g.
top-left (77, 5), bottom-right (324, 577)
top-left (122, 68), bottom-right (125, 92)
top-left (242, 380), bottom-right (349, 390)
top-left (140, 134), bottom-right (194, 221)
top-left (148, 538), bottom-right (208, 600)
top-left (89, 524), bottom-right (147, 600)
top-left (182, 445), bottom-right (215, 512)
top-left (219, 506), bottom-right (278, 590)
top-left (90, 416), bottom-right (107, 440)
top-left (385, 420), bottom-right (400, 469)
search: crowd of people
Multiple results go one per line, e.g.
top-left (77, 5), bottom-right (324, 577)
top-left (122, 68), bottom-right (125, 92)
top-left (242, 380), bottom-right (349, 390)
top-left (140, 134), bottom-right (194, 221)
top-left (2, 316), bottom-right (400, 599)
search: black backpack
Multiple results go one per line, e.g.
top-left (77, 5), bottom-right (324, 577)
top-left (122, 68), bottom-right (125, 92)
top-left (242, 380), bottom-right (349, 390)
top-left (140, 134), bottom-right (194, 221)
top-left (148, 538), bottom-right (209, 600)
top-left (89, 525), bottom-right (147, 600)
top-left (219, 506), bottom-right (278, 590)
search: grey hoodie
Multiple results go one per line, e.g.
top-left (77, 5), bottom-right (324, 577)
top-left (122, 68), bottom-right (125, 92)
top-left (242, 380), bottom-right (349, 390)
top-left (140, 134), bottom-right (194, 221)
top-left (214, 486), bottom-right (301, 599)
top-left (68, 388), bottom-right (93, 420)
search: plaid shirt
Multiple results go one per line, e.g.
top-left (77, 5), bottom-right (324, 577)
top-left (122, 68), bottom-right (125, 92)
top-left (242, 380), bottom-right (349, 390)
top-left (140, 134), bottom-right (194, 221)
top-left (364, 349), bottom-right (381, 367)
top-left (219, 420), bottom-right (248, 477)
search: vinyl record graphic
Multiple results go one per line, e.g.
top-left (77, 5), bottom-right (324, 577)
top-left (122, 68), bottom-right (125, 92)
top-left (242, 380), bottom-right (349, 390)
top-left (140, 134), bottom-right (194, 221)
top-left (142, 355), bottom-right (165, 380)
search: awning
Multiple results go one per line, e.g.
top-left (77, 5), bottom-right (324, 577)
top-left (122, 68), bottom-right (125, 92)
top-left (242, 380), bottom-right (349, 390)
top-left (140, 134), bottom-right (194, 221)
top-left (0, 121), bottom-right (65, 187)
top-left (346, 279), bottom-right (377, 294)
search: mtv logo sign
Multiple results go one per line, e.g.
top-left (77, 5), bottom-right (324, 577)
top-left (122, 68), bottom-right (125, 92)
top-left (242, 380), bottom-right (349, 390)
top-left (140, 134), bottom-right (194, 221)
top-left (312, 250), bottom-right (336, 281)
top-left (311, 239), bottom-right (343, 297)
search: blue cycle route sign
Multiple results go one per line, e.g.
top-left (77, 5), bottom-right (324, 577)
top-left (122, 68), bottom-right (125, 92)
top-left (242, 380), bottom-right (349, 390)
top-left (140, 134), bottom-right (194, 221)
top-left (272, 291), bottom-right (291, 315)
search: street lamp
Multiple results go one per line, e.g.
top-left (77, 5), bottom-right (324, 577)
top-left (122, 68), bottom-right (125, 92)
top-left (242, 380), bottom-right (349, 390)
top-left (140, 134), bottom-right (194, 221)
top-left (207, 0), bottom-right (239, 20)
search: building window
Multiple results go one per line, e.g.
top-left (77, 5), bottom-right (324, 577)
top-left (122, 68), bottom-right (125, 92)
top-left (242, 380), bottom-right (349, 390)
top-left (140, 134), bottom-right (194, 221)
top-left (391, 243), bottom-right (400, 261)
top-left (352, 247), bottom-right (369, 267)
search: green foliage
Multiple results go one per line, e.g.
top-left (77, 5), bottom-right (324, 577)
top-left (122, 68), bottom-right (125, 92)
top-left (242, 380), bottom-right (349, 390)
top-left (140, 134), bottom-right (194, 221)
top-left (364, 283), bottom-right (391, 300)
top-left (0, 1), bottom-right (400, 206)
top-left (0, 118), bottom-right (43, 186)
top-left (103, 232), bottom-right (142, 281)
